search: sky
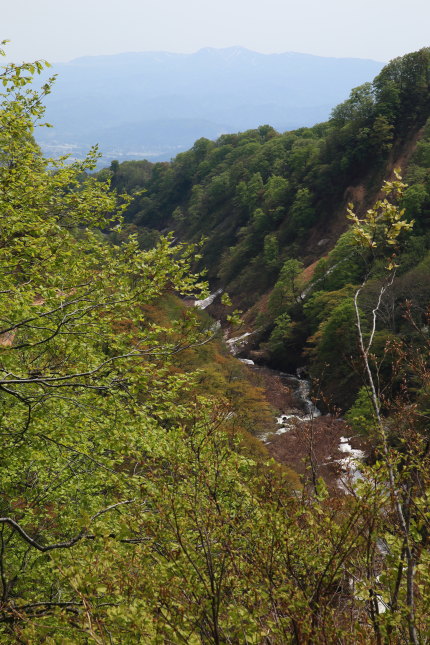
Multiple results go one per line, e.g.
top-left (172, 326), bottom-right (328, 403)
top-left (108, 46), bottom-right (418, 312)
top-left (3, 0), bottom-right (429, 64)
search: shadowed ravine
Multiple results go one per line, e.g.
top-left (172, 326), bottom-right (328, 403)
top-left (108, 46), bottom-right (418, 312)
top-left (236, 360), bottom-right (368, 493)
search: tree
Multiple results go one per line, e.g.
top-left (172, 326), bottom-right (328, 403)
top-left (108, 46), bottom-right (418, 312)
top-left (268, 258), bottom-right (304, 317)
top-left (330, 83), bottom-right (375, 127)
top-left (0, 46), bottom-right (213, 639)
top-left (348, 173), bottom-right (422, 644)
top-left (288, 188), bottom-right (316, 237)
top-left (263, 233), bottom-right (280, 270)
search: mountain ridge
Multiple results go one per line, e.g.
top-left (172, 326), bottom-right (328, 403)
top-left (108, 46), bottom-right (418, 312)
top-left (36, 47), bottom-right (384, 163)
top-left (67, 46), bottom-right (383, 66)
top-left (107, 47), bottom-right (430, 408)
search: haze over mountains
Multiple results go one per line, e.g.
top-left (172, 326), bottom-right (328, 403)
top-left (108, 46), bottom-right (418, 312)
top-left (37, 47), bottom-right (384, 164)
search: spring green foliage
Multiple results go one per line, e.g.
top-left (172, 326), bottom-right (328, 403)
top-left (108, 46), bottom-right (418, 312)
top-left (4, 45), bottom-right (430, 644)
top-left (347, 170), bottom-right (414, 262)
top-left (268, 258), bottom-right (304, 317)
top-left (110, 49), bottom-right (430, 303)
top-left (0, 48), bottom-right (222, 639)
top-left (345, 386), bottom-right (377, 434)
top-left (107, 48), bottom-right (430, 400)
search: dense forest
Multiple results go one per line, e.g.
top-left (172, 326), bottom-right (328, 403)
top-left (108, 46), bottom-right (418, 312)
top-left (108, 47), bottom-right (430, 410)
top-left (1, 42), bottom-right (430, 643)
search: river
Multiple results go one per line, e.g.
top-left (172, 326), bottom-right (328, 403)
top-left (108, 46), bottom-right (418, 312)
top-left (193, 292), bottom-right (367, 492)
top-left (232, 341), bottom-right (367, 493)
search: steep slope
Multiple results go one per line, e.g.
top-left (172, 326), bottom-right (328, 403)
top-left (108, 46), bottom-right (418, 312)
top-left (109, 48), bottom-right (430, 411)
top-left (5, 47), bottom-right (430, 643)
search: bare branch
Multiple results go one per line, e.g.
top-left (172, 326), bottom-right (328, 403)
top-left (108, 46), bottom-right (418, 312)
top-left (0, 499), bottom-right (136, 552)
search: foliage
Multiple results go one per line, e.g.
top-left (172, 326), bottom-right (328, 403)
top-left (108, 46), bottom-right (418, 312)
top-left (267, 312), bottom-right (293, 355)
top-left (347, 170), bottom-right (414, 263)
top-left (0, 48), bottom-right (221, 640)
top-left (345, 386), bottom-right (377, 434)
top-left (268, 259), bottom-right (304, 318)
top-left (4, 44), bottom-right (430, 644)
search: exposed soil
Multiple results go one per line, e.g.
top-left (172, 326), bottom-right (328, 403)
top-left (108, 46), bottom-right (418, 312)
top-left (247, 364), bottom-right (369, 493)
top-left (266, 416), bottom-right (368, 494)
top-left (300, 125), bottom-right (424, 268)
top-left (247, 365), bottom-right (298, 411)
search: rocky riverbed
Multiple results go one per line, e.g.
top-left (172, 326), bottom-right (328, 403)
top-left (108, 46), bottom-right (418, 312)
top-left (245, 365), bottom-right (369, 493)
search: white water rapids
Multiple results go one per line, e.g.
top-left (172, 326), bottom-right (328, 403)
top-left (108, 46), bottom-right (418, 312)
top-left (274, 374), bottom-right (321, 437)
top-left (239, 364), bottom-right (366, 491)
top-left (225, 331), bottom-right (256, 356)
top-left (194, 288), bottom-right (223, 310)
top-left (224, 324), bottom-right (366, 491)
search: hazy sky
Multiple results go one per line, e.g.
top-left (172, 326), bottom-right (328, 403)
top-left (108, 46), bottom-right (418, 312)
top-left (3, 0), bottom-right (429, 64)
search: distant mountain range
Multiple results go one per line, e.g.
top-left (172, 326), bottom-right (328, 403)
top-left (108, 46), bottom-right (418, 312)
top-left (36, 47), bottom-right (384, 164)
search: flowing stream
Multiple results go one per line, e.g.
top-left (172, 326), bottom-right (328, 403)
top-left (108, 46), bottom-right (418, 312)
top-left (194, 288), bottom-right (223, 310)
top-left (272, 373), bottom-right (366, 491)
top-left (274, 373), bottom-right (321, 437)
top-left (225, 330), bottom-right (257, 356)
top-left (337, 436), bottom-right (366, 489)
top-left (226, 332), bottom-right (366, 490)
top-left (194, 292), bottom-right (365, 489)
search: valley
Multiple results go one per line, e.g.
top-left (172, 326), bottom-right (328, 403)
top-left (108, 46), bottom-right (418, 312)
top-left (1, 43), bottom-right (430, 643)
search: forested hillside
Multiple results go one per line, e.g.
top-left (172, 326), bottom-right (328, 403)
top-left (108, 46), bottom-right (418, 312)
top-left (2, 43), bottom-right (430, 644)
top-left (112, 47), bottom-right (430, 409)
